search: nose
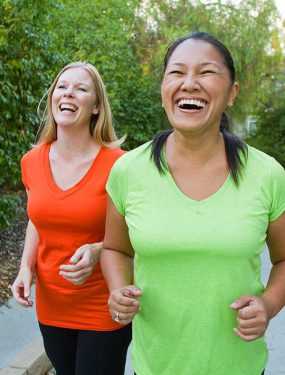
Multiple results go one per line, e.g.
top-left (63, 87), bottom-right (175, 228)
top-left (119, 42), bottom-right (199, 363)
top-left (63, 86), bottom-right (74, 97)
top-left (181, 73), bottom-right (200, 91)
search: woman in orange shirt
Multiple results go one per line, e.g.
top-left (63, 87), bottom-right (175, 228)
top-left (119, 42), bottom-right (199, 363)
top-left (11, 62), bottom-right (131, 375)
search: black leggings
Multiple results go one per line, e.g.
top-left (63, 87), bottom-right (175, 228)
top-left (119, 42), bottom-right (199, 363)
top-left (39, 322), bottom-right (131, 375)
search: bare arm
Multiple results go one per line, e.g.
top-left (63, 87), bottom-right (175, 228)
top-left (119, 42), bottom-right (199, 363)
top-left (231, 212), bottom-right (285, 341)
top-left (20, 219), bottom-right (39, 270)
top-left (262, 212), bottom-right (285, 317)
top-left (100, 197), bottom-right (142, 325)
top-left (11, 219), bottom-right (39, 306)
top-left (101, 197), bottom-right (135, 290)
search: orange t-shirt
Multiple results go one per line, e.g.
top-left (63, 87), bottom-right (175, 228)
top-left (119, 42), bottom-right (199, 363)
top-left (21, 143), bottom-right (124, 330)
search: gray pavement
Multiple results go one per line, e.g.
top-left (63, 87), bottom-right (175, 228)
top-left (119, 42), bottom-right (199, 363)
top-left (1, 248), bottom-right (285, 374)
top-left (0, 288), bottom-right (41, 369)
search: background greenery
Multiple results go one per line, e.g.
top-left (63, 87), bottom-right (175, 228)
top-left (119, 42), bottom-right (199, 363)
top-left (0, 0), bottom-right (284, 228)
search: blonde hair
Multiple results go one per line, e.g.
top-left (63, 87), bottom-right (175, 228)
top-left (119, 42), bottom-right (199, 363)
top-left (36, 62), bottom-right (123, 147)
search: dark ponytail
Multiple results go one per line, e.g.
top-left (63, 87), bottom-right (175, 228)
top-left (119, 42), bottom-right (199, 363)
top-left (219, 113), bottom-right (247, 185)
top-left (150, 32), bottom-right (248, 186)
top-left (150, 119), bottom-right (247, 186)
top-left (150, 129), bottom-right (173, 174)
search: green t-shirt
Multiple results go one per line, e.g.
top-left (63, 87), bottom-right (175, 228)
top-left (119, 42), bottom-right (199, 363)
top-left (106, 142), bottom-right (285, 375)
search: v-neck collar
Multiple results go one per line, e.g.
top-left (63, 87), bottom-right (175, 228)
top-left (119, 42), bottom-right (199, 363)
top-left (162, 145), bottom-right (232, 206)
top-left (43, 142), bottom-right (104, 199)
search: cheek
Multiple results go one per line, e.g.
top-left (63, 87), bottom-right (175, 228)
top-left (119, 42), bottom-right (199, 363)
top-left (161, 81), bottom-right (174, 104)
top-left (51, 92), bottom-right (59, 107)
top-left (51, 99), bottom-right (56, 110)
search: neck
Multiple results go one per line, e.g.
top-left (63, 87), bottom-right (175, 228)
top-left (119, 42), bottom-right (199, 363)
top-left (53, 126), bottom-right (99, 159)
top-left (167, 128), bottom-right (225, 166)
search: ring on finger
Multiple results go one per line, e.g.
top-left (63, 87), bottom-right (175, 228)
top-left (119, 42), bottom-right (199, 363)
top-left (114, 311), bottom-right (121, 322)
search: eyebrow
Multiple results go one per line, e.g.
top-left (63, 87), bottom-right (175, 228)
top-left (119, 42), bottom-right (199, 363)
top-left (57, 80), bottom-right (90, 86)
top-left (168, 61), bottom-right (223, 69)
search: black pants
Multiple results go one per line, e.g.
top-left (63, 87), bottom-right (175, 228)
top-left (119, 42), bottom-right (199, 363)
top-left (39, 322), bottom-right (131, 375)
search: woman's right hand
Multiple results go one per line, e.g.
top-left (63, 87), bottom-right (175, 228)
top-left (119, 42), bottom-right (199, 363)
top-left (108, 285), bottom-right (142, 325)
top-left (11, 266), bottom-right (34, 307)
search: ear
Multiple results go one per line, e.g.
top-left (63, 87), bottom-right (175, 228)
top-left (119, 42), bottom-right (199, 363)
top-left (227, 82), bottom-right (239, 107)
top-left (92, 106), bottom-right (99, 115)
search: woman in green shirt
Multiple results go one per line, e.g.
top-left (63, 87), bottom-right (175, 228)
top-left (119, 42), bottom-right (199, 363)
top-left (101, 32), bottom-right (285, 375)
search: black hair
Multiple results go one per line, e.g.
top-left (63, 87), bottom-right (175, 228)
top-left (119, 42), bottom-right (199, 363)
top-left (151, 31), bottom-right (247, 186)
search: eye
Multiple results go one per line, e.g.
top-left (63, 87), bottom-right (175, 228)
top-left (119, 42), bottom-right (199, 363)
top-left (78, 87), bottom-right (87, 92)
top-left (169, 70), bottom-right (183, 75)
top-left (200, 70), bottom-right (216, 75)
top-left (57, 84), bottom-right (66, 89)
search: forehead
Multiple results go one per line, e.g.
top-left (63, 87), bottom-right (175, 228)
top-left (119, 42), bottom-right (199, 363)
top-left (167, 39), bottom-right (225, 67)
top-left (57, 67), bottom-right (94, 84)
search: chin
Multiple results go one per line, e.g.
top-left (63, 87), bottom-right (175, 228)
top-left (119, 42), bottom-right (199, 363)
top-left (56, 122), bottom-right (76, 129)
top-left (172, 122), bottom-right (205, 132)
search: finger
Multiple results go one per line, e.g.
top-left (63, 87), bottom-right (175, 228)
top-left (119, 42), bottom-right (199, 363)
top-left (70, 246), bottom-right (85, 264)
top-left (230, 295), bottom-right (254, 310)
top-left (109, 302), bottom-right (140, 314)
top-left (237, 316), bottom-right (259, 329)
top-left (237, 326), bottom-right (263, 335)
top-left (15, 296), bottom-right (32, 306)
top-left (122, 286), bottom-right (143, 298)
top-left (60, 274), bottom-right (86, 285)
top-left (23, 280), bottom-right (31, 299)
top-left (233, 328), bottom-right (260, 341)
top-left (238, 305), bottom-right (257, 320)
top-left (111, 311), bottom-right (137, 324)
top-left (60, 268), bottom-right (92, 280)
top-left (59, 263), bottom-right (87, 272)
top-left (111, 294), bottom-right (140, 307)
top-left (12, 285), bottom-right (33, 306)
top-left (59, 262), bottom-right (90, 272)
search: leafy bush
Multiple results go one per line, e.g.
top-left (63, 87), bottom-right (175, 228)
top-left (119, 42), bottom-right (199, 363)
top-left (0, 193), bottom-right (23, 229)
top-left (0, 0), bottom-right (283, 229)
top-left (247, 95), bottom-right (285, 167)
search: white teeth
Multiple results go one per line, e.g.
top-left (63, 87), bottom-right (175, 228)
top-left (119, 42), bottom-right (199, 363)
top-left (60, 103), bottom-right (77, 112)
top-left (177, 98), bottom-right (207, 108)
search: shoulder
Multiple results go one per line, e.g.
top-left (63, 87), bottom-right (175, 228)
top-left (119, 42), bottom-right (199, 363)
top-left (244, 145), bottom-right (285, 190)
top-left (21, 143), bottom-right (47, 167)
top-left (110, 141), bottom-right (152, 173)
top-left (246, 145), bottom-right (284, 173)
top-left (21, 143), bottom-right (48, 188)
top-left (102, 146), bottom-right (125, 160)
top-left (99, 146), bottom-right (126, 172)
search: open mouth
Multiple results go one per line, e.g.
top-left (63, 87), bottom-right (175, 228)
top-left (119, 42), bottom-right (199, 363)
top-left (177, 98), bottom-right (208, 111)
top-left (59, 103), bottom-right (77, 112)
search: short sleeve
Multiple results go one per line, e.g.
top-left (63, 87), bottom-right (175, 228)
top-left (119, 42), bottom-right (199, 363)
top-left (21, 154), bottom-right (30, 190)
top-left (269, 158), bottom-right (285, 222)
top-left (106, 156), bottom-right (129, 216)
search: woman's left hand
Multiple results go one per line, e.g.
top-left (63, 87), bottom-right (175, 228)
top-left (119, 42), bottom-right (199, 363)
top-left (230, 295), bottom-right (270, 341)
top-left (59, 242), bottom-right (102, 285)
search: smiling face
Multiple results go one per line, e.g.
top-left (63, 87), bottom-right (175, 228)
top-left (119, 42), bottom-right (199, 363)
top-left (51, 67), bottom-right (98, 130)
top-left (161, 39), bottom-right (239, 135)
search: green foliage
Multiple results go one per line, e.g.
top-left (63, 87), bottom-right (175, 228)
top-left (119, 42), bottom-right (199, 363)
top-left (0, 192), bottom-right (22, 229)
top-left (44, 0), bottom-right (163, 148)
top-left (0, 0), bottom-right (284, 227)
top-left (247, 86), bottom-right (285, 167)
top-left (134, 0), bottom-right (282, 122)
top-left (0, 0), bottom-right (64, 190)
